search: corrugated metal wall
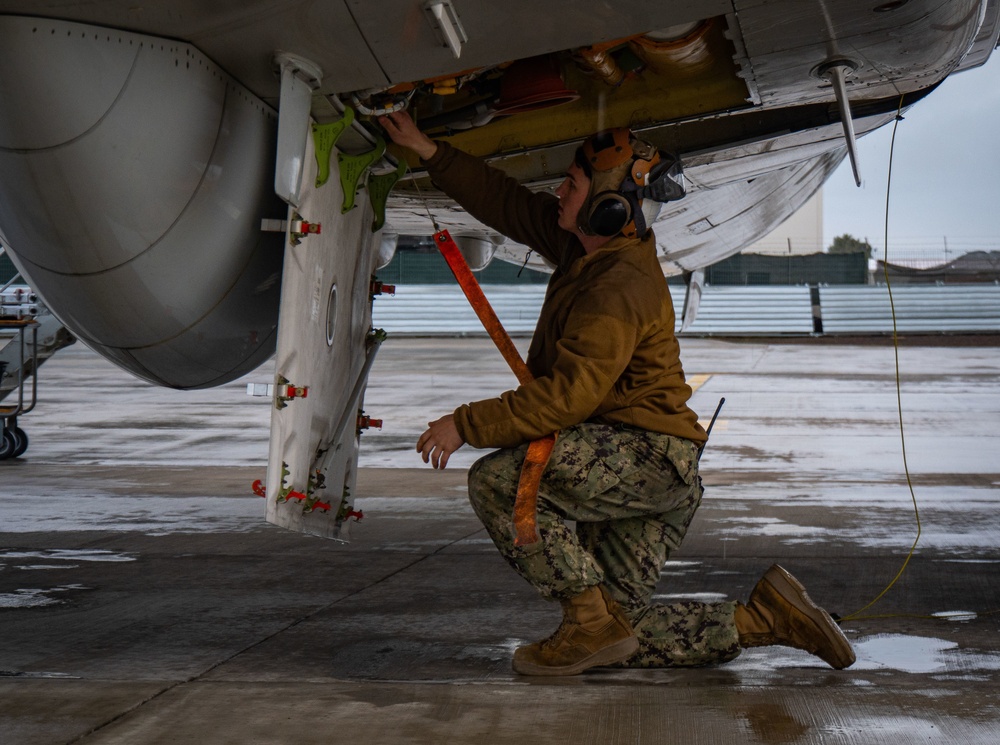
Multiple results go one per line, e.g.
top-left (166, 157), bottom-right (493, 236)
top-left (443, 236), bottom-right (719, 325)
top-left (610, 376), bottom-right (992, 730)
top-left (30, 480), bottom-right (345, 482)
top-left (681, 286), bottom-right (815, 335)
top-left (820, 285), bottom-right (1000, 333)
top-left (371, 283), bottom-right (1000, 336)
top-left (373, 285), bottom-right (547, 336)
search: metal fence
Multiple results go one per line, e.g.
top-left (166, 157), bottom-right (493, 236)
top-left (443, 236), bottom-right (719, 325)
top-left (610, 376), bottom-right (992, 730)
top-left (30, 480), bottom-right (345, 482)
top-left (704, 252), bottom-right (869, 286)
top-left (371, 283), bottom-right (1000, 336)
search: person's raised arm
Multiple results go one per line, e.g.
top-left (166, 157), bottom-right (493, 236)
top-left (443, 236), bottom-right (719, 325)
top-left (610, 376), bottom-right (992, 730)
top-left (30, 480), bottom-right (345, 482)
top-left (379, 111), bottom-right (574, 265)
top-left (379, 110), bottom-right (438, 161)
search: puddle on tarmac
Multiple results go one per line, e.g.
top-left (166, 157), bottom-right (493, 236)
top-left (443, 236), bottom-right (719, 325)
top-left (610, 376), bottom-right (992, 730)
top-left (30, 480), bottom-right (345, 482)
top-left (0, 495), bottom-right (265, 534)
top-left (713, 516), bottom-right (827, 541)
top-left (931, 610), bottom-right (978, 622)
top-left (0, 549), bottom-right (136, 564)
top-left (851, 633), bottom-right (1000, 675)
top-left (708, 512), bottom-right (1000, 554)
top-left (730, 632), bottom-right (1000, 680)
top-left (652, 592), bottom-right (729, 603)
top-left (0, 584), bottom-right (90, 609)
top-left (0, 550), bottom-right (130, 609)
top-left (815, 713), bottom-right (992, 741)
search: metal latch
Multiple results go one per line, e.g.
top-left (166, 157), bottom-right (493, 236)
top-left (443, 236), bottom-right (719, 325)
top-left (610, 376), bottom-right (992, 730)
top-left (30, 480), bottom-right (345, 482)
top-left (424, 0), bottom-right (468, 59)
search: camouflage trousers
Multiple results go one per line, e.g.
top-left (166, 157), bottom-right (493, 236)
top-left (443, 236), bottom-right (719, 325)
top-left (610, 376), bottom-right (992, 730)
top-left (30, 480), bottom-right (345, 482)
top-left (467, 423), bottom-right (741, 668)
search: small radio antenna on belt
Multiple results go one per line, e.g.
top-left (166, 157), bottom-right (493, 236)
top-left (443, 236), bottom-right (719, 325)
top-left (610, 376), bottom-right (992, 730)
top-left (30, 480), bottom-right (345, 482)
top-left (698, 396), bottom-right (726, 462)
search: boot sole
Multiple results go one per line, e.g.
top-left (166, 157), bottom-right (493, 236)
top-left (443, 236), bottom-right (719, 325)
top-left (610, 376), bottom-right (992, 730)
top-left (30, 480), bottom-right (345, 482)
top-left (512, 635), bottom-right (640, 677)
top-left (765, 564), bottom-right (856, 669)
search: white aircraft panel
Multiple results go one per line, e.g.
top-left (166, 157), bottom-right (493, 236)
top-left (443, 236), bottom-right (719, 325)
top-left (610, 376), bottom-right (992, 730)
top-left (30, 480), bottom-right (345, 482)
top-left (265, 119), bottom-right (383, 540)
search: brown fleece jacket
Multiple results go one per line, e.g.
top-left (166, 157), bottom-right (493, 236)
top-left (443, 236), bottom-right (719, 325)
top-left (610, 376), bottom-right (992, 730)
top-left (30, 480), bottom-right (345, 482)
top-left (423, 142), bottom-right (706, 449)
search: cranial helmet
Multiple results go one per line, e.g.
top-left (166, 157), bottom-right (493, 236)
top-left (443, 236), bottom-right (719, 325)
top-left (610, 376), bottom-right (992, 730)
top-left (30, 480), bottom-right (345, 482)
top-left (576, 127), bottom-right (686, 239)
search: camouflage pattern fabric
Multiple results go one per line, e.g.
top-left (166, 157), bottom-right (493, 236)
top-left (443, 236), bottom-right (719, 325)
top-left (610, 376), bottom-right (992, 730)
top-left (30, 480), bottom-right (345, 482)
top-left (468, 422), bottom-right (742, 668)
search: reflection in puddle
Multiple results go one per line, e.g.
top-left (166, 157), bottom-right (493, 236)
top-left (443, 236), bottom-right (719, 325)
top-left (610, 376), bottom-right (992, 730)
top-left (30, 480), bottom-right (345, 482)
top-left (652, 592), bottom-right (729, 602)
top-left (741, 702), bottom-right (810, 743)
top-left (0, 584), bottom-right (89, 609)
top-left (713, 516), bottom-right (826, 541)
top-left (0, 550), bottom-right (126, 609)
top-left (731, 632), bottom-right (1000, 680)
top-left (931, 610), bottom-right (978, 622)
top-left (0, 496), bottom-right (265, 534)
top-left (852, 634), bottom-right (1000, 675)
top-left (0, 549), bottom-right (136, 563)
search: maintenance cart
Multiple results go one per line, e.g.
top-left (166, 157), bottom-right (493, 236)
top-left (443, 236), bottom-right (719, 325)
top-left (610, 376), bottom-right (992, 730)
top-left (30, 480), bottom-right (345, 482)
top-left (1, 284), bottom-right (74, 459)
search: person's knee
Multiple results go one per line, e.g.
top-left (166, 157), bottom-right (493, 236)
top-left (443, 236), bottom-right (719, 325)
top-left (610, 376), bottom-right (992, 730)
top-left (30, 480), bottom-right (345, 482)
top-left (467, 449), bottom-right (517, 513)
top-left (467, 457), bottom-right (486, 510)
top-left (467, 451), bottom-right (500, 510)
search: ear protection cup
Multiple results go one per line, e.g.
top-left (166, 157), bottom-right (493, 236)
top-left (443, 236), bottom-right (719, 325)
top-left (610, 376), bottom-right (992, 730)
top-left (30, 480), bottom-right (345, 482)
top-left (575, 127), bottom-right (686, 238)
top-left (587, 191), bottom-right (634, 237)
top-left (578, 127), bottom-right (657, 238)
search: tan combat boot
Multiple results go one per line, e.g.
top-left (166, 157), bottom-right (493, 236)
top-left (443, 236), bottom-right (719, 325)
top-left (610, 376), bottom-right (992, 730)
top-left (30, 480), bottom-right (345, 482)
top-left (512, 585), bottom-right (639, 676)
top-left (735, 564), bottom-right (856, 669)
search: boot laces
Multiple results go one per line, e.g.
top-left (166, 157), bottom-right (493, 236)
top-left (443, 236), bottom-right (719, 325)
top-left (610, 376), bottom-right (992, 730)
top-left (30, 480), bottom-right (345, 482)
top-left (540, 619), bottom-right (574, 650)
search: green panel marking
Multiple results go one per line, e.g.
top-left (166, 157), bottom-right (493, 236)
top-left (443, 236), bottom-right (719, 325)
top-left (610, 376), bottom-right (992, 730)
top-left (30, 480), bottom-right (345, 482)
top-left (312, 107), bottom-right (355, 188)
top-left (367, 159), bottom-right (408, 232)
top-left (338, 137), bottom-right (386, 214)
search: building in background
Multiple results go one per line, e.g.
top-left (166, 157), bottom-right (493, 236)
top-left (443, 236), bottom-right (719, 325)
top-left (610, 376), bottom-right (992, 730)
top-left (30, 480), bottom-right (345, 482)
top-left (877, 251), bottom-right (1000, 284)
top-left (700, 188), bottom-right (873, 285)
top-left (744, 190), bottom-right (824, 255)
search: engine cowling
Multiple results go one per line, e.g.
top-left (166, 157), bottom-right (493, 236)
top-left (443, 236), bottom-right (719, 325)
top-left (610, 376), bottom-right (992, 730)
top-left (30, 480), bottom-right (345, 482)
top-left (0, 16), bottom-right (285, 388)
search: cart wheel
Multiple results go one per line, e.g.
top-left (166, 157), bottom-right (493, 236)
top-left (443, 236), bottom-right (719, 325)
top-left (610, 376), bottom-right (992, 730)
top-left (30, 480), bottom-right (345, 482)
top-left (11, 427), bottom-right (28, 458)
top-left (0, 430), bottom-right (14, 460)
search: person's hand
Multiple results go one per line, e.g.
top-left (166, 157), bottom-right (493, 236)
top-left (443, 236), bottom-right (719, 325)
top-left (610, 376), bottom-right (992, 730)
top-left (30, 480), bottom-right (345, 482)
top-left (416, 414), bottom-right (465, 469)
top-left (378, 110), bottom-right (438, 160)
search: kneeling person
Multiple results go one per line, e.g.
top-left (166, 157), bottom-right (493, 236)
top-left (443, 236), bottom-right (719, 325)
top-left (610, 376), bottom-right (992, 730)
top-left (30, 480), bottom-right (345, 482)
top-left (380, 112), bottom-right (855, 675)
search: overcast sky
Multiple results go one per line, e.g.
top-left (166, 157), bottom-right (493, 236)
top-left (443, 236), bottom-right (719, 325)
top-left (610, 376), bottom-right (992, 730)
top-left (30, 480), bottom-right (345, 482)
top-left (822, 50), bottom-right (1000, 260)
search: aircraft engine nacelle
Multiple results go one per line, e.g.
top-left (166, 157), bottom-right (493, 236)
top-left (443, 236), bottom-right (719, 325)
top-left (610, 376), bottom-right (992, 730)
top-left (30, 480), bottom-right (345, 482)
top-left (453, 235), bottom-right (502, 272)
top-left (0, 16), bottom-right (284, 389)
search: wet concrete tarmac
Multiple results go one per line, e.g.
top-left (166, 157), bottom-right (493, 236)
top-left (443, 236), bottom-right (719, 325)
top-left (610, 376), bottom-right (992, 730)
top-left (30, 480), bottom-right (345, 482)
top-left (1, 337), bottom-right (999, 744)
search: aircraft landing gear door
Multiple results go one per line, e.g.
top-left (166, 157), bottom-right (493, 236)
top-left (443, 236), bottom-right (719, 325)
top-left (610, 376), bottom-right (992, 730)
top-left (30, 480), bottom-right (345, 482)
top-left (265, 106), bottom-right (382, 541)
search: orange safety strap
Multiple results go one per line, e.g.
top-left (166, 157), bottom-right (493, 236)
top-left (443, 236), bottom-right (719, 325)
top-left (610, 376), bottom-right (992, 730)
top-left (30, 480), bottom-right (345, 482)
top-left (433, 229), bottom-right (555, 546)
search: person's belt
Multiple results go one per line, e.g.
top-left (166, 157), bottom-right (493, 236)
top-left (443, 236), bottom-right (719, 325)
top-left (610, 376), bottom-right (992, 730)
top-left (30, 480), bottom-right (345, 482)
top-left (433, 229), bottom-right (553, 546)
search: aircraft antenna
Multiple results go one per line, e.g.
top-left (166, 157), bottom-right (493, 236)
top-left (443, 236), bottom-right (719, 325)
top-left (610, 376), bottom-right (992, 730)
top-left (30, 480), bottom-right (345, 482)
top-left (816, 59), bottom-right (862, 186)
